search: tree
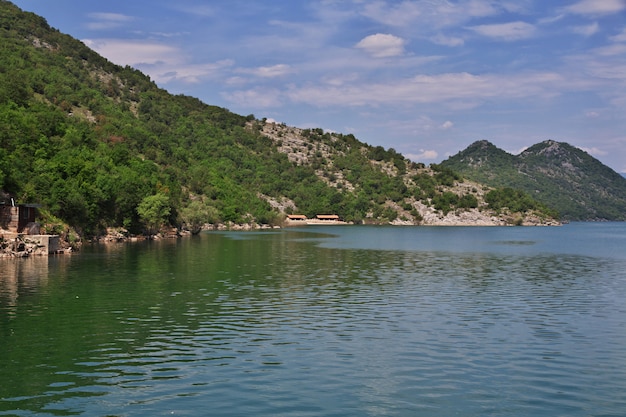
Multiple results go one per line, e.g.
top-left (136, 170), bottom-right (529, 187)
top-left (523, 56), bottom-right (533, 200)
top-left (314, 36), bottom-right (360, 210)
top-left (137, 193), bottom-right (171, 236)
top-left (179, 199), bottom-right (219, 234)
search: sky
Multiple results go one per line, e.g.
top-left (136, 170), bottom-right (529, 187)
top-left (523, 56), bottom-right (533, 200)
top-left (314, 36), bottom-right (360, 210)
top-left (11, 0), bottom-right (626, 173)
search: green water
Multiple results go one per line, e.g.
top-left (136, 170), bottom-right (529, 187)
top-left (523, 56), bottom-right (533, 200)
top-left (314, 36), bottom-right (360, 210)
top-left (2, 224), bottom-right (626, 416)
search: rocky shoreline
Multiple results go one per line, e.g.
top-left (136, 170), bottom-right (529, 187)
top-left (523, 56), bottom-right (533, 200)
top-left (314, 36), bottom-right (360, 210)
top-left (2, 211), bottom-right (559, 257)
top-left (405, 206), bottom-right (561, 226)
top-left (91, 223), bottom-right (281, 244)
top-left (0, 233), bottom-right (73, 258)
top-left (94, 213), bottom-right (560, 244)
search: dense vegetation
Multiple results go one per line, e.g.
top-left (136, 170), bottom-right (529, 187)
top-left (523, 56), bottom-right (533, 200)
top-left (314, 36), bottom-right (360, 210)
top-left (0, 1), bottom-right (558, 238)
top-left (0, 1), bottom-right (346, 235)
top-left (442, 140), bottom-right (626, 221)
top-left (484, 188), bottom-right (557, 218)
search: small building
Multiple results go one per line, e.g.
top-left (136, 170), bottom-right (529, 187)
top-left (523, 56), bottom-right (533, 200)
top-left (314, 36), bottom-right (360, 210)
top-left (285, 214), bottom-right (308, 226)
top-left (1, 202), bottom-right (41, 234)
top-left (315, 214), bottom-right (340, 222)
top-left (286, 214), bottom-right (308, 221)
top-left (306, 214), bottom-right (346, 225)
top-left (1, 197), bottom-right (64, 256)
top-left (286, 214), bottom-right (346, 226)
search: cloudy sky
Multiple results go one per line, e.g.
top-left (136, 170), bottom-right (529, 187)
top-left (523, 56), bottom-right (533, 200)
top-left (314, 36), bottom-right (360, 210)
top-left (12, 0), bottom-right (626, 173)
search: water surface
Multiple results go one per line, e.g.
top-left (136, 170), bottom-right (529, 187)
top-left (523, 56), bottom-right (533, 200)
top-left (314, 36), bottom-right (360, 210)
top-left (1, 223), bottom-right (625, 416)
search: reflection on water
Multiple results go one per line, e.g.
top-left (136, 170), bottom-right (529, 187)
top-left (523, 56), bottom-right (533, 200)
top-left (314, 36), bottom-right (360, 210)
top-left (0, 257), bottom-right (50, 319)
top-left (1, 225), bottom-right (626, 416)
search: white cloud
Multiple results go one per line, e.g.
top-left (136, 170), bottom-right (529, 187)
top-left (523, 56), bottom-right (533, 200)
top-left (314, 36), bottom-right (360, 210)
top-left (86, 13), bottom-right (134, 31)
top-left (83, 39), bottom-right (233, 83)
top-left (538, 14), bottom-right (565, 25)
top-left (584, 61), bottom-right (626, 80)
top-left (287, 71), bottom-right (569, 108)
top-left (360, 1), bottom-right (423, 27)
top-left (238, 64), bottom-right (293, 78)
top-left (610, 28), bottom-right (626, 43)
top-left (406, 150), bottom-right (439, 161)
top-left (225, 76), bottom-right (248, 86)
top-left (441, 120), bottom-right (454, 130)
top-left (563, 0), bottom-right (626, 16)
top-left (222, 88), bottom-right (284, 108)
top-left (360, 0), bottom-right (501, 29)
top-left (355, 33), bottom-right (406, 58)
top-left (153, 61), bottom-right (234, 84)
top-left (572, 22), bottom-right (599, 37)
top-left (88, 12), bottom-right (133, 22)
top-left (590, 43), bottom-right (626, 57)
top-left (468, 21), bottom-right (536, 41)
top-left (322, 73), bottom-right (360, 87)
top-left (170, 4), bottom-right (217, 17)
top-left (84, 39), bottom-right (178, 66)
top-left (563, 45), bottom-right (626, 109)
top-left (430, 34), bottom-right (465, 47)
top-left (580, 146), bottom-right (609, 156)
top-left (463, 0), bottom-right (500, 16)
top-left (512, 146), bottom-right (529, 155)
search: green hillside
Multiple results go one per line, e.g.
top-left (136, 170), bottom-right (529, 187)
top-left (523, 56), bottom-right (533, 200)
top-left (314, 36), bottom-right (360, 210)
top-left (442, 140), bottom-right (626, 221)
top-left (0, 1), bottom-right (558, 239)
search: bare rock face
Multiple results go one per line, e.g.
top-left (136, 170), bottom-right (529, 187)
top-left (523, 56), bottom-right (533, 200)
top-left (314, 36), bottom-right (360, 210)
top-left (253, 121), bottom-right (560, 227)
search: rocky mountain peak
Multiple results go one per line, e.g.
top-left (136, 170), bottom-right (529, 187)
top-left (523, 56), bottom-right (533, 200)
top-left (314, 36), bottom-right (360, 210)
top-left (441, 140), bottom-right (626, 220)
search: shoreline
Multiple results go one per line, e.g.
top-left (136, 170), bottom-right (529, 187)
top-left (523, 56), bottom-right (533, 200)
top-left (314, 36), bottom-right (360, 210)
top-left (1, 212), bottom-right (562, 256)
top-left (0, 233), bottom-right (72, 258)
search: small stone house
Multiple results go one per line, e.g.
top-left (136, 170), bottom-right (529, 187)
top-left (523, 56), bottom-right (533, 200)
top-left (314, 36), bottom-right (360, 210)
top-left (0, 202), bottom-right (41, 234)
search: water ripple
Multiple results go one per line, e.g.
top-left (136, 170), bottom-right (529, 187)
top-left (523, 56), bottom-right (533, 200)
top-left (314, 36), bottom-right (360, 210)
top-left (2, 227), bottom-right (626, 416)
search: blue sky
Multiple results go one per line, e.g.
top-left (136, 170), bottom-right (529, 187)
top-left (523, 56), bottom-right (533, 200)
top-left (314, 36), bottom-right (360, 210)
top-left (12, 0), bottom-right (626, 173)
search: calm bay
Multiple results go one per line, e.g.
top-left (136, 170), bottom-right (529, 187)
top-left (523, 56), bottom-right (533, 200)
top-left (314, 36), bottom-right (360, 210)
top-left (2, 223), bottom-right (626, 416)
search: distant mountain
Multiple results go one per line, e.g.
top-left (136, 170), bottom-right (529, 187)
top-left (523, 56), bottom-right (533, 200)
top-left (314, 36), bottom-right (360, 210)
top-left (441, 140), bottom-right (626, 220)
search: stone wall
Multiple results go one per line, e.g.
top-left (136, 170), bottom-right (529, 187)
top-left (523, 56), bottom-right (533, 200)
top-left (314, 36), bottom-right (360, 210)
top-left (0, 233), bottom-right (63, 257)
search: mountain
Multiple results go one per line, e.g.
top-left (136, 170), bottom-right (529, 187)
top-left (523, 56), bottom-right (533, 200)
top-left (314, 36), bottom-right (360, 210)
top-left (0, 1), bottom-right (557, 239)
top-left (441, 140), bottom-right (626, 221)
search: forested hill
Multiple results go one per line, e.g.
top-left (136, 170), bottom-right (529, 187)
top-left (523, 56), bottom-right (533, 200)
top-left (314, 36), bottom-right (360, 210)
top-left (441, 140), bottom-right (626, 221)
top-left (0, 1), bottom-right (557, 238)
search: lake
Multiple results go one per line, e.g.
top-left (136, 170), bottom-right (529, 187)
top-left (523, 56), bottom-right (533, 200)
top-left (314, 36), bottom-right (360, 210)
top-left (1, 223), bottom-right (626, 416)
